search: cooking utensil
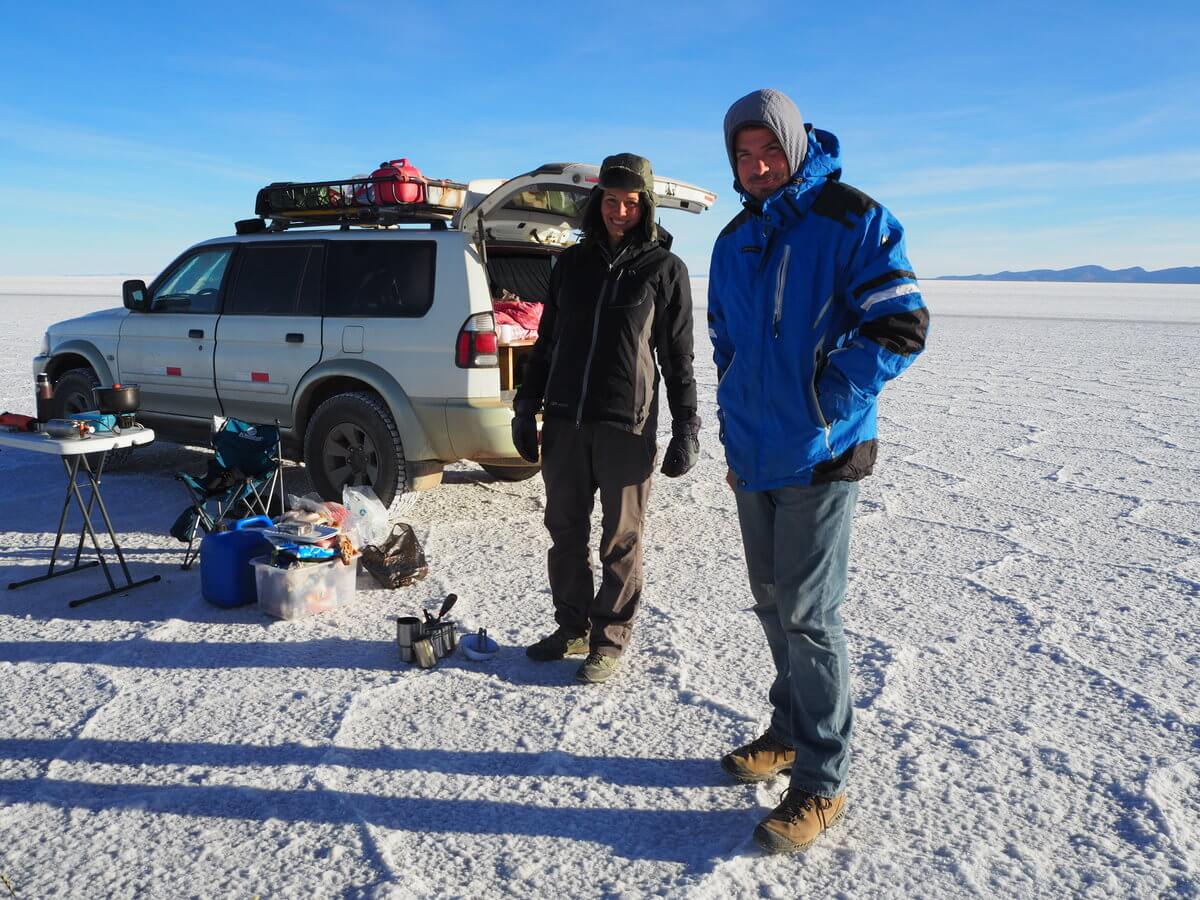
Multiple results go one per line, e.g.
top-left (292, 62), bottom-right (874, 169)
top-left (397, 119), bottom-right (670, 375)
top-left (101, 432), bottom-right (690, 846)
top-left (93, 383), bottom-right (141, 414)
top-left (424, 592), bottom-right (457, 624)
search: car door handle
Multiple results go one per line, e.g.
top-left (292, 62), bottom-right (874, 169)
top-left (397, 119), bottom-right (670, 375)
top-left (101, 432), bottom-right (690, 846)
top-left (188, 329), bottom-right (204, 339)
top-left (285, 333), bottom-right (304, 343)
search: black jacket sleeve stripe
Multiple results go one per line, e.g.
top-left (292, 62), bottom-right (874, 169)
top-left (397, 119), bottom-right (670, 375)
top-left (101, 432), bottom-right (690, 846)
top-left (860, 308), bottom-right (929, 356)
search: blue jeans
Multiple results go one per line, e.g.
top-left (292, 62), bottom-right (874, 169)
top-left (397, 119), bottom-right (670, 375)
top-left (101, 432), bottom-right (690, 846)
top-left (734, 480), bottom-right (858, 797)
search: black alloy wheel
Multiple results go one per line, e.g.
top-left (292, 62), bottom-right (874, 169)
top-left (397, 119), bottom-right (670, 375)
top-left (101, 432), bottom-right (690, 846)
top-left (303, 391), bottom-right (407, 508)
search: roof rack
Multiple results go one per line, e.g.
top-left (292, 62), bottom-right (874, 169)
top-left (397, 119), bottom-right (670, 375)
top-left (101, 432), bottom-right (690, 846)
top-left (253, 174), bottom-right (469, 231)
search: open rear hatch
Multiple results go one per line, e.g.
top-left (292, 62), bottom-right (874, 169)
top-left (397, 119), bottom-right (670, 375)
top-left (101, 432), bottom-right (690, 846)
top-left (458, 162), bottom-right (716, 245)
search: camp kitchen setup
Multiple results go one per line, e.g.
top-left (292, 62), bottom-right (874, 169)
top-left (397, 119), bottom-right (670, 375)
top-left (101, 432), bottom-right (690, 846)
top-left (3, 312), bottom-right (468, 667)
top-left (2, 378), bottom-right (161, 608)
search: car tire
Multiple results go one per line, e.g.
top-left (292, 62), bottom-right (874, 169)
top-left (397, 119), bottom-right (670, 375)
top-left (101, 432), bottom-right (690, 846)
top-left (303, 391), bottom-right (411, 513)
top-left (480, 463), bottom-right (541, 482)
top-left (52, 367), bottom-right (132, 467)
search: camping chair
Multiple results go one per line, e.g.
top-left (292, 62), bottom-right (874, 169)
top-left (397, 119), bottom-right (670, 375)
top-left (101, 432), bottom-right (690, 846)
top-left (171, 417), bottom-right (284, 569)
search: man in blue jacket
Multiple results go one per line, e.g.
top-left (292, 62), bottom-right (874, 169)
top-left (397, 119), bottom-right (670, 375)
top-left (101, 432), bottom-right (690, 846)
top-left (709, 88), bottom-right (929, 853)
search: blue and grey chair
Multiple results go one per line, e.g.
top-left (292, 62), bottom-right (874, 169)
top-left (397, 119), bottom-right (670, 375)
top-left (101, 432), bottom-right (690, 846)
top-left (171, 417), bottom-right (284, 569)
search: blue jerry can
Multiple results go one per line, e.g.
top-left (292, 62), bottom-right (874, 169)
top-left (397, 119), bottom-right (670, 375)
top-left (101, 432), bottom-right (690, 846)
top-left (200, 515), bottom-right (273, 607)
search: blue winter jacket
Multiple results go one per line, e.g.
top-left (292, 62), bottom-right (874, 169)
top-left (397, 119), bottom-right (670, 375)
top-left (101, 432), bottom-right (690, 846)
top-left (708, 127), bottom-right (929, 490)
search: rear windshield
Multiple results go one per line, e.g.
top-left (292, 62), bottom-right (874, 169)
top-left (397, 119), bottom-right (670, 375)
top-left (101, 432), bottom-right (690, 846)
top-left (324, 240), bottom-right (436, 318)
top-left (502, 187), bottom-right (590, 218)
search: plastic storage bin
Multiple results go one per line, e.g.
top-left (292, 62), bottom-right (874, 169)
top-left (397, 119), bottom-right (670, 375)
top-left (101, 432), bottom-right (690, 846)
top-left (250, 556), bottom-right (357, 619)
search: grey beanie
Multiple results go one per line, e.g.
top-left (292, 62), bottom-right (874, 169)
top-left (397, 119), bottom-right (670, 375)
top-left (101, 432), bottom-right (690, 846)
top-left (723, 88), bottom-right (807, 190)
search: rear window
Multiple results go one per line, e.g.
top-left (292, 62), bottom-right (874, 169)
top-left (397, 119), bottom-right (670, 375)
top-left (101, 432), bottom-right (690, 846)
top-left (227, 244), bottom-right (320, 315)
top-left (325, 240), bottom-right (436, 318)
top-left (503, 187), bottom-right (590, 217)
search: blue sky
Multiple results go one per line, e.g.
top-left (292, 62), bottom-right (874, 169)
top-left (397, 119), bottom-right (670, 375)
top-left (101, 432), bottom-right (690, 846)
top-left (1, 1), bottom-right (1197, 278)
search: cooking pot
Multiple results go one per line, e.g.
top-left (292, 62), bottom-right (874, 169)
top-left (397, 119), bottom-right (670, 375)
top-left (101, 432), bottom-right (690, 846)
top-left (93, 383), bottom-right (140, 414)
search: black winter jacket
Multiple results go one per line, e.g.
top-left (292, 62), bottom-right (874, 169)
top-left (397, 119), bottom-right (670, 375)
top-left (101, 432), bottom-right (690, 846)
top-left (515, 234), bottom-right (696, 435)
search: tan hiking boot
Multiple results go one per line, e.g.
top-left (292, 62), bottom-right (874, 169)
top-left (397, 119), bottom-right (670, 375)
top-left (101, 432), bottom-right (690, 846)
top-left (526, 628), bottom-right (590, 661)
top-left (754, 789), bottom-right (846, 854)
top-left (575, 651), bottom-right (621, 684)
top-left (721, 732), bottom-right (795, 782)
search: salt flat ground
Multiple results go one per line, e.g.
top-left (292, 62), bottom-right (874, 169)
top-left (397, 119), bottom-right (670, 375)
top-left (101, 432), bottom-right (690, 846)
top-left (0, 278), bottom-right (1197, 899)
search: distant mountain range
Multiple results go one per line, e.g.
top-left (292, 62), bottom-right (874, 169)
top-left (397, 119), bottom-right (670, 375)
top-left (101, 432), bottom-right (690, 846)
top-left (934, 265), bottom-right (1200, 284)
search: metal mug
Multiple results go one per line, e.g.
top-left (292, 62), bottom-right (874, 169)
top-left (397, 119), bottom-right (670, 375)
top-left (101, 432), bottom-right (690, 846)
top-left (413, 637), bottom-right (438, 669)
top-left (396, 616), bottom-right (423, 664)
top-left (427, 621), bottom-right (456, 658)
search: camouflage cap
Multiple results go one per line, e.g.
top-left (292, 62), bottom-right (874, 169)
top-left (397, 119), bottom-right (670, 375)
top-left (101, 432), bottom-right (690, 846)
top-left (598, 153), bottom-right (655, 194)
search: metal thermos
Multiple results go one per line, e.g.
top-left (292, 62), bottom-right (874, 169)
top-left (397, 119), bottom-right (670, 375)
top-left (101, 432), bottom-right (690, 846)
top-left (35, 374), bottom-right (54, 424)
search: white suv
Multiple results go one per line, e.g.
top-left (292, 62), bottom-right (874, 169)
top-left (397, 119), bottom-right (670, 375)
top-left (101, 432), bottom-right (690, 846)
top-left (33, 163), bottom-right (715, 506)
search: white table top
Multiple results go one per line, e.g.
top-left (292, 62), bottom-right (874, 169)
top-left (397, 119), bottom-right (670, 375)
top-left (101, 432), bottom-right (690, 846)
top-left (0, 426), bottom-right (156, 456)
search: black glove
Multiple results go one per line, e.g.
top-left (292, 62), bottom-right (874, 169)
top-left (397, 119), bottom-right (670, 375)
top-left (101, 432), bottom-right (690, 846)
top-left (511, 412), bottom-right (539, 463)
top-left (660, 414), bottom-right (700, 478)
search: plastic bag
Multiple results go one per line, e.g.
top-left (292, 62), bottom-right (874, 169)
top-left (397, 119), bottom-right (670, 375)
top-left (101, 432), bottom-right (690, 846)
top-left (361, 523), bottom-right (428, 588)
top-left (285, 493), bottom-right (349, 528)
top-left (342, 485), bottom-right (390, 547)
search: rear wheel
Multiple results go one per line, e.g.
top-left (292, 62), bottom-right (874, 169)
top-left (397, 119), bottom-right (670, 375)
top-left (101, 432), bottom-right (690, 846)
top-left (51, 367), bottom-right (132, 467)
top-left (303, 391), bottom-right (409, 512)
top-left (480, 463), bottom-right (540, 482)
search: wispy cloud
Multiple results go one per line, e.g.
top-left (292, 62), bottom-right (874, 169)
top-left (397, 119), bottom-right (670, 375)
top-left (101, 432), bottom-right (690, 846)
top-left (874, 151), bottom-right (1200, 199)
top-left (898, 195), bottom-right (1053, 219)
top-left (0, 116), bottom-right (269, 183)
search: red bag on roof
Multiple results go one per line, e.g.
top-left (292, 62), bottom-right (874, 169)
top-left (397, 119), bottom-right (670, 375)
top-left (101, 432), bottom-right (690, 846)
top-left (370, 158), bottom-right (425, 204)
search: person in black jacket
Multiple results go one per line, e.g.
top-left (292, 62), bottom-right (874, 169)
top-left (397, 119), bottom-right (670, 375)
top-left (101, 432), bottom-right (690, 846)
top-left (511, 153), bottom-right (700, 684)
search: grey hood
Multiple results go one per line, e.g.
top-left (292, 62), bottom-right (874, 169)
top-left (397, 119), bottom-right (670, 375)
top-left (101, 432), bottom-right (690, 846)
top-left (723, 88), bottom-right (807, 193)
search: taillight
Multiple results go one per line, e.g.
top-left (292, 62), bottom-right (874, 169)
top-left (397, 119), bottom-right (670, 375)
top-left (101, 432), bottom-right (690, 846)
top-left (456, 312), bottom-right (499, 368)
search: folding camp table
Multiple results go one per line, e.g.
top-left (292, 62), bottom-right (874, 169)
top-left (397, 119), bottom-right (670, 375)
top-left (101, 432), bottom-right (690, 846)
top-left (1, 427), bottom-right (160, 607)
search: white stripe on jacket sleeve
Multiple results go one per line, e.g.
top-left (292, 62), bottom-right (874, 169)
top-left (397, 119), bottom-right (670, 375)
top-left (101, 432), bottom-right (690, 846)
top-left (860, 282), bottom-right (920, 311)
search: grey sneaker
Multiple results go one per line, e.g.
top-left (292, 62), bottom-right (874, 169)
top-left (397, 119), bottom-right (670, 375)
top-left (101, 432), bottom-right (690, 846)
top-left (575, 651), bottom-right (621, 684)
top-left (526, 628), bottom-right (590, 661)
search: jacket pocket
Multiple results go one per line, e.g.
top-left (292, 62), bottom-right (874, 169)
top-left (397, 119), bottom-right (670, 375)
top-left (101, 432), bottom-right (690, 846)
top-left (608, 287), bottom-right (650, 309)
top-left (717, 351), bottom-right (737, 391)
top-left (772, 244), bottom-right (791, 338)
top-left (808, 345), bottom-right (835, 459)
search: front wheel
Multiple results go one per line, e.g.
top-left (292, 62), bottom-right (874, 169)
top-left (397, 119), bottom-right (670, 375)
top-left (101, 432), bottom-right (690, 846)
top-left (52, 367), bottom-right (102, 419)
top-left (303, 391), bottom-right (408, 511)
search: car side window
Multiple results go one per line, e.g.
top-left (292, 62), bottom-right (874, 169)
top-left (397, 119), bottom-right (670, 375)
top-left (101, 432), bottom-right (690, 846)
top-left (325, 240), bottom-right (435, 318)
top-left (152, 248), bottom-right (232, 313)
top-left (226, 244), bottom-right (314, 315)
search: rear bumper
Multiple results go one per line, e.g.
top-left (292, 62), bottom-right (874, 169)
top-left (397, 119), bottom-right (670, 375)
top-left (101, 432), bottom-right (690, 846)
top-left (442, 397), bottom-right (536, 467)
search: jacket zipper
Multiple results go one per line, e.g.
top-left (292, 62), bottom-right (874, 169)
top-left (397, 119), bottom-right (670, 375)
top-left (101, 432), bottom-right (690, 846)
top-left (773, 244), bottom-right (791, 339)
top-left (575, 245), bottom-right (631, 427)
top-left (810, 344), bottom-right (834, 458)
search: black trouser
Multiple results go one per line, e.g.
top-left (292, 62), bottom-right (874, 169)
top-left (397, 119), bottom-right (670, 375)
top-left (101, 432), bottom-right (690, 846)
top-left (540, 419), bottom-right (655, 656)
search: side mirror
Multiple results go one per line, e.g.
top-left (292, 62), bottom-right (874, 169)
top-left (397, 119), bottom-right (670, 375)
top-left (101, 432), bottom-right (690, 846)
top-left (122, 279), bottom-right (149, 311)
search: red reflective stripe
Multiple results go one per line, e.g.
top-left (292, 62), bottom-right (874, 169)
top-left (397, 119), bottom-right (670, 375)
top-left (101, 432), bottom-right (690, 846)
top-left (166, 367), bottom-right (182, 376)
top-left (251, 372), bottom-right (269, 383)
